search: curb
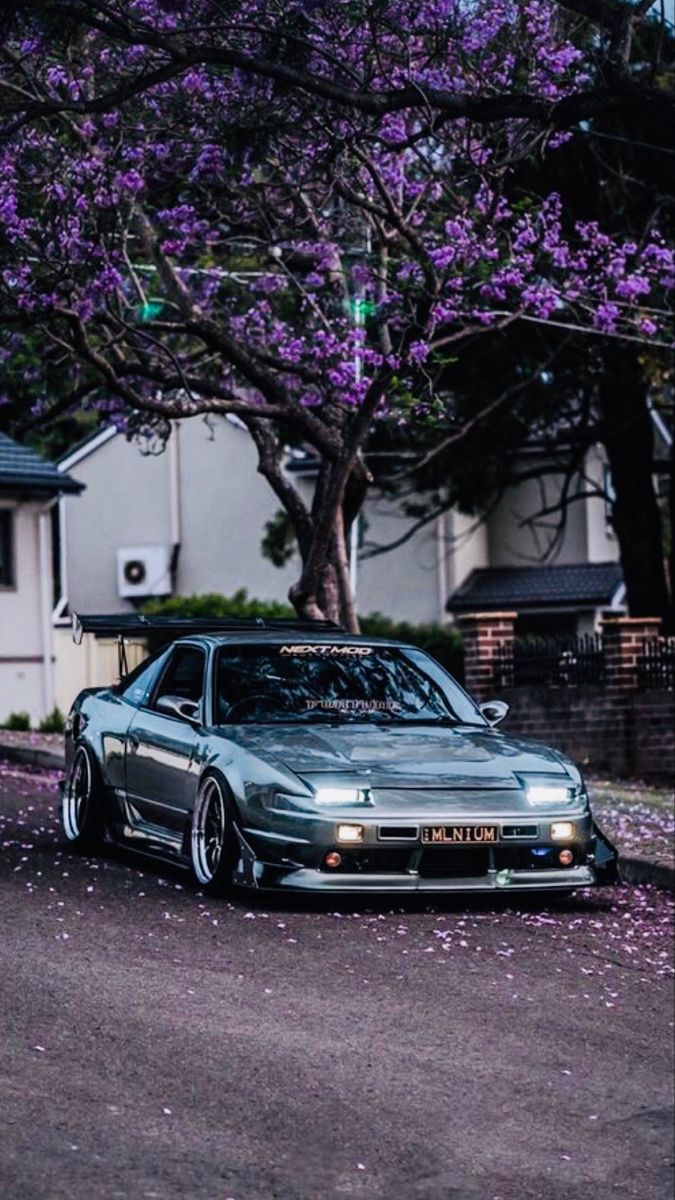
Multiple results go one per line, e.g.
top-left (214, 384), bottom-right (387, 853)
top-left (619, 854), bottom-right (675, 892)
top-left (0, 743), bottom-right (64, 773)
top-left (1, 742), bottom-right (673, 891)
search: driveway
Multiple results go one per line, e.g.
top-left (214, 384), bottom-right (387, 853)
top-left (0, 758), bottom-right (673, 1200)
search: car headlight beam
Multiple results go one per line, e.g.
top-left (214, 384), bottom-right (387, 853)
top-left (526, 784), bottom-right (573, 806)
top-left (314, 787), bottom-right (369, 807)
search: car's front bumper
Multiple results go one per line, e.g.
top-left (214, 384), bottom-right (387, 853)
top-left (235, 814), bottom-right (620, 893)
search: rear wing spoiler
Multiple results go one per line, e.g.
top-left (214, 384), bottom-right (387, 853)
top-left (71, 613), bottom-right (341, 643)
top-left (72, 612), bottom-right (342, 680)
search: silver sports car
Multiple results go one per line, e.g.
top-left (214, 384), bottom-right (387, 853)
top-left (62, 615), bottom-right (619, 895)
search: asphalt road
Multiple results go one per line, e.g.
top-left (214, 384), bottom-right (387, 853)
top-left (0, 760), bottom-right (673, 1200)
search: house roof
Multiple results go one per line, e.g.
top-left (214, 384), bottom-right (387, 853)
top-left (0, 431), bottom-right (84, 496)
top-left (447, 562), bottom-right (625, 613)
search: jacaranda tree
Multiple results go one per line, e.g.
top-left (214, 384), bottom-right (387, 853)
top-left (0, 1), bottom-right (672, 627)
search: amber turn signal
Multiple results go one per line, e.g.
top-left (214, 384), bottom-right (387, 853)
top-left (558, 849), bottom-right (574, 866)
top-left (324, 851), bottom-right (342, 869)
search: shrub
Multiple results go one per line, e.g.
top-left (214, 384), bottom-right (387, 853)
top-left (360, 612), bottom-right (464, 681)
top-left (143, 588), bottom-right (294, 621)
top-left (141, 590), bottom-right (295, 649)
top-left (3, 711), bottom-right (31, 731)
top-left (142, 592), bottom-right (464, 680)
top-left (38, 706), bottom-right (66, 734)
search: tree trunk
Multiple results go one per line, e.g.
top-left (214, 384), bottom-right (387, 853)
top-left (290, 515), bottom-right (359, 630)
top-left (333, 507), bottom-right (360, 633)
top-left (600, 349), bottom-right (671, 625)
top-left (289, 455), bottom-right (358, 626)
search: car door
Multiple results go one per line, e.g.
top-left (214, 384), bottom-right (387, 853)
top-left (124, 643), bottom-right (207, 840)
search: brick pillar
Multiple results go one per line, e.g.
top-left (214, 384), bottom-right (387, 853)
top-left (455, 612), bottom-right (517, 700)
top-left (601, 616), bottom-right (662, 692)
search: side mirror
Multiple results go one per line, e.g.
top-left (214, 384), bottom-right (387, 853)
top-left (156, 694), bottom-right (202, 725)
top-left (479, 699), bottom-right (509, 727)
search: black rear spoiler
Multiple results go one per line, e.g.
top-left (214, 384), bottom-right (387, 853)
top-left (71, 612), bottom-right (341, 644)
top-left (72, 611), bottom-right (343, 681)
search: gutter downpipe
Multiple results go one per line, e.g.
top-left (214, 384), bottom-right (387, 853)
top-left (38, 498), bottom-right (58, 717)
top-left (52, 490), bottom-right (69, 624)
top-left (168, 421), bottom-right (182, 588)
top-left (436, 513), bottom-right (449, 624)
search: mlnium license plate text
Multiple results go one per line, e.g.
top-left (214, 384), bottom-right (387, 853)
top-left (421, 825), bottom-right (499, 844)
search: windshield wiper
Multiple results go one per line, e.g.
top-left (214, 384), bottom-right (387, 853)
top-left (377, 715), bottom-right (460, 726)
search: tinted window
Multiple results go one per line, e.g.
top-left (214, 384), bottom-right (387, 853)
top-left (0, 511), bottom-right (14, 586)
top-left (120, 649), bottom-right (170, 707)
top-left (216, 643), bottom-right (484, 725)
top-left (154, 646), bottom-right (206, 706)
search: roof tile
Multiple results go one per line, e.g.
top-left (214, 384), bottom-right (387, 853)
top-left (447, 562), bottom-right (624, 611)
top-left (0, 431), bottom-right (83, 495)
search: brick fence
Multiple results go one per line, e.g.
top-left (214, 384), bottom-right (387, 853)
top-left (456, 613), bottom-right (675, 782)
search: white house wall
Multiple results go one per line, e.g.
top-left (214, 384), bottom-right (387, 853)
top-left (174, 417), bottom-right (299, 602)
top-left (60, 418), bottom-right (448, 623)
top-left (63, 434), bottom-right (172, 613)
top-left (487, 462), bottom-right (589, 567)
top-left (448, 510), bottom-right (489, 593)
top-left (0, 501), bottom-right (51, 724)
top-left (485, 451), bottom-right (619, 569)
top-left (352, 492), bottom-right (447, 623)
top-left (584, 446), bottom-right (618, 563)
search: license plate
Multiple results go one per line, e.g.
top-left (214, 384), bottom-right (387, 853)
top-left (421, 825), bottom-right (499, 845)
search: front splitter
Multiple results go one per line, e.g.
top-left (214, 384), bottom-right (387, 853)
top-left (246, 862), bottom-right (598, 893)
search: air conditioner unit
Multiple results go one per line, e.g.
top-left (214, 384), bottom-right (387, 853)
top-left (117, 546), bottom-right (173, 599)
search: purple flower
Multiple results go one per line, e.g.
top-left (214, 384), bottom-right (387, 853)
top-left (114, 169), bottom-right (145, 195)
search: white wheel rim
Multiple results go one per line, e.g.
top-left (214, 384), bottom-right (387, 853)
top-left (63, 749), bottom-right (91, 841)
top-left (192, 778), bottom-right (226, 884)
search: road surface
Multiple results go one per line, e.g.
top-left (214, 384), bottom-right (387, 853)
top-left (0, 758), bottom-right (673, 1200)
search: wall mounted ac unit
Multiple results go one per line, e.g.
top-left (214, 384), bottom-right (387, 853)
top-left (117, 545), bottom-right (172, 599)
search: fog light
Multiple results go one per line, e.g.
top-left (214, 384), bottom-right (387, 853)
top-left (551, 821), bottom-right (575, 840)
top-left (337, 823), bottom-right (364, 844)
top-left (558, 849), bottom-right (574, 866)
top-left (324, 851), bottom-right (342, 869)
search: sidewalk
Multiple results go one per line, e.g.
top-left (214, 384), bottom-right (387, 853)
top-left (0, 732), bottom-right (672, 889)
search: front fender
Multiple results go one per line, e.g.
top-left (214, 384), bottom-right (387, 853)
top-left (592, 821), bottom-right (621, 885)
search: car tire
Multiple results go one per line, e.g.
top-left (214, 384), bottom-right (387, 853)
top-left (190, 773), bottom-right (239, 896)
top-left (61, 744), bottom-right (106, 850)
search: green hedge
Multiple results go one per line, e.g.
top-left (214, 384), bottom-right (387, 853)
top-left (142, 590), bottom-right (464, 680)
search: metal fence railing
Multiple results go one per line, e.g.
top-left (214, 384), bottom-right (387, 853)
top-left (493, 633), bottom-right (606, 688)
top-left (637, 636), bottom-right (675, 690)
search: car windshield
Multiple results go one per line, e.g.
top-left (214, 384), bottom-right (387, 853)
top-left (215, 643), bottom-right (484, 725)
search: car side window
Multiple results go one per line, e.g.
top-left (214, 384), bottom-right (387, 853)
top-left (153, 646), bottom-right (206, 708)
top-left (120, 650), bottom-right (170, 707)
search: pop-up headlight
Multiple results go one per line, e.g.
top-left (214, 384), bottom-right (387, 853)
top-left (526, 784), bottom-right (573, 806)
top-left (314, 787), bottom-right (370, 807)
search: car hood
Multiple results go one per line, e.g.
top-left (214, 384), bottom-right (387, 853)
top-left (224, 723), bottom-right (573, 790)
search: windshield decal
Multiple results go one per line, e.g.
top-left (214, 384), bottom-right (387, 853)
top-left (303, 698), bottom-right (402, 713)
top-left (280, 644), bottom-right (372, 657)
